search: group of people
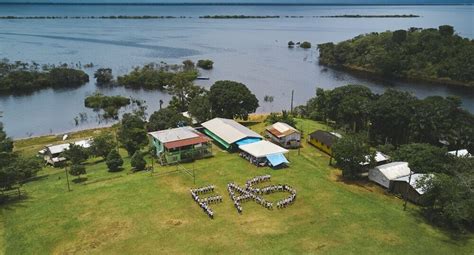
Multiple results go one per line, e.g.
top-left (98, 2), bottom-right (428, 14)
top-left (227, 175), bottom-right (284, 213)
top-left (276, 193), bottom-right (296, 209)
top-left (239, 152), bottom-right (268, 167)
top-left (245, 175), bottom-right (271, 189)
top-left (191, 185), bottom-right (215, 195)
top-left (227, 183), bottom-right (245, 213)
top-left (190, 185), bottom-right (222, 219)
top-left (190, 175), bottom-right (297, 219)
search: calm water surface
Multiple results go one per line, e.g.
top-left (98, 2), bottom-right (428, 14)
top-left (0, 4), bottom-right (473, 138)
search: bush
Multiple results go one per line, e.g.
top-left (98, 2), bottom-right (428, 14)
top-left (197, 59), bottom-right (214, 70)
top-left (94, 68), bottom-right (113, 85)
top-left (300, 41), bottom-right (311, 49)
top-left (106, 149), bottom-right (123, 172)
top-left (69, 164), bottom-right (86, 179)
top-left (131, 151), bottom-right (146, 171)
top-left (90, 133), bottom-right (116, 159)
top-left (288, 41), bottom-right (295, 48)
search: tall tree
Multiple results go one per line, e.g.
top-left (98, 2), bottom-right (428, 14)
top-left (332, 134), bottom-right (373, 180)
top-left (369, 89), bottom-right (416, 146)
top-left (209, 80), bottom-right (259, 120)
top-left (118, 113), bottom-right (148, 156)
top-left (168, 72), bottom-right (205, 112)
top-left (325, 85), bottom-right (374, 132)
top-left (393, 143), bottom-right (449, 174)
top-left (62, 143), bottom-right (89, 165)
top-left (188, 94), bottom-right (212, 123)
top-left (147, 107), bottom-right (190, 131)
top-left (90, 133), bottom-right (116, 159)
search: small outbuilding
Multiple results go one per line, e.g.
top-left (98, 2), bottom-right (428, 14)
top-left (448, 149), bottom-right (472, 158)
top-left (148, 126), bottom-right (212, 165)
top-left (201, 118), bottom-right (262, 150)
top-left (368, 161), bottom-right (412, 189)
top-left (265, 122), bottom-right (301, 148)
top-left (360, 151), bottom-right (390, 167)
top-left (43, 139), bottom-right (92, 166)
top-left (238, 140), bottom-right (289, 168)
top-left (308, 130), bottom-right (341, 155)
top-left (389, 173), bottom-right (431, 204)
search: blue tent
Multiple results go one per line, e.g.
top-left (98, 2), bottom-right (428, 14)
top-left (236, 138), bottom-right (262, 146)
top-left (266, 153), bottom-right (289, 167)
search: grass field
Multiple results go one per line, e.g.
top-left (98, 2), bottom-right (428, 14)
top-left (1, 118), bottom-right (473, 254)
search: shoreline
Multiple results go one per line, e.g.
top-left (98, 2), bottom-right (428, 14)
top-left (12, 113), bottom-right (271, 142)
top-left (0, 3), bottom-right (471, 6)
top-left (319, 62), bottom-right (474, 89)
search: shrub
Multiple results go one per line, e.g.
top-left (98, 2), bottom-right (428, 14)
top-left (300, 41), bottom-right (311, 49)
top-left (131, 151), bottom-right (146, 171)
top-left (288, 41), bottom-right (295, 48)
top-left (106, 149), bottom-right (123, 172)
top-left (69, 164), bottom-right (86, 179)
top-left (197, 59), bottom-right (214, 70)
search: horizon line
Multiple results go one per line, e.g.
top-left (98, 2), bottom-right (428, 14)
top-left (0, 2), bottom-right (472, 6)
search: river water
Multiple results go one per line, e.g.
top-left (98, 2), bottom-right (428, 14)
top-left (0, 4), bottom-right (472, 138)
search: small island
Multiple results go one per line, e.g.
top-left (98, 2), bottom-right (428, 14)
top-left (0, 60), bottom-right (89, 93)
top-left (318, 25), bottom-right (474, 87)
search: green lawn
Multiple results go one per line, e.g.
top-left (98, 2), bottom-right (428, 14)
top-left (1, 119), bottom-right (473, 254)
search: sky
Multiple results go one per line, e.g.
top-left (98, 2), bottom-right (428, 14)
top-left (0, 0), bottom-right (472, 4)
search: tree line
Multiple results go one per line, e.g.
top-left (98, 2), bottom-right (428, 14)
top-left (318, 26), bottom-right (474, 87)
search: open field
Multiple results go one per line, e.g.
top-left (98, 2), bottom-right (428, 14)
top-left (1, 119), bottom-right (473, 254)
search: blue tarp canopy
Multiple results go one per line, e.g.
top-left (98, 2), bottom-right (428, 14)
top-left (236, 138), bottom-right (261, 146)
top-left (266, 153), bottom-right (289, 167)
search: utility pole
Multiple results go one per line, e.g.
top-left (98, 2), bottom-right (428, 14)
top-left (290, 90), bottom-right (294, 114)
top-left (65, 166), bottom-right (71, 192)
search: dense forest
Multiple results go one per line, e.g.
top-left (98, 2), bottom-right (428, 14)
top-left (318, 26), bottom-right (474, 87)
top-left (0, 60), bottom-right (89, 93)
top-left (296, 84), bottom-right (474, 231)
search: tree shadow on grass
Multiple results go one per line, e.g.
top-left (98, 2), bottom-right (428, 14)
top-left (333, 173), bottom-right (381, 193)
top-left (404, 208), bottom-right (474, 243)
top-left (0, 193), bottom-right (29, 210)
top-left (72, 177), bottom-right (88, 184)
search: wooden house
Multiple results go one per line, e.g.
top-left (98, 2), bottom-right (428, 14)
top-left (265, 122), bottom-right (301, 148)
top-left (148, 127), bottom-right (212, 165)
top-left (308, 130), bottom-right (341, 155)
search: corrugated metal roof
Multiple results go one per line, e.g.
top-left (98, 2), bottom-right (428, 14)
top-left (375, 162), bottom-right (412, 180)
top-left (309, 130), bottom-right (339, 147)
top-left (266, 122), bottom-right (299, 138)
top-left (148, 126), bottom-right (199, 143)
top-left (239, 140), bottom-right (288, 158)
top-left (46, 139), bottom-right (92, 155)
top-left (201, 118), bottom-right (262, 144)
top-left (448, 149), bottom-right (472, 157)
top-left (393, 173), bottom-right (432, 195)
top-left (164, 135), bottom-right (210, 150)
top-left (361, 151), bottom-right (390, 166)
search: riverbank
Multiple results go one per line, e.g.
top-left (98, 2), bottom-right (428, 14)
top-left (319, 63), bottom-right (474, 89)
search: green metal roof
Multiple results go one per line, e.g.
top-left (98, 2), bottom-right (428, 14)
top-left (203, 128), bottom-right (230, 149)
